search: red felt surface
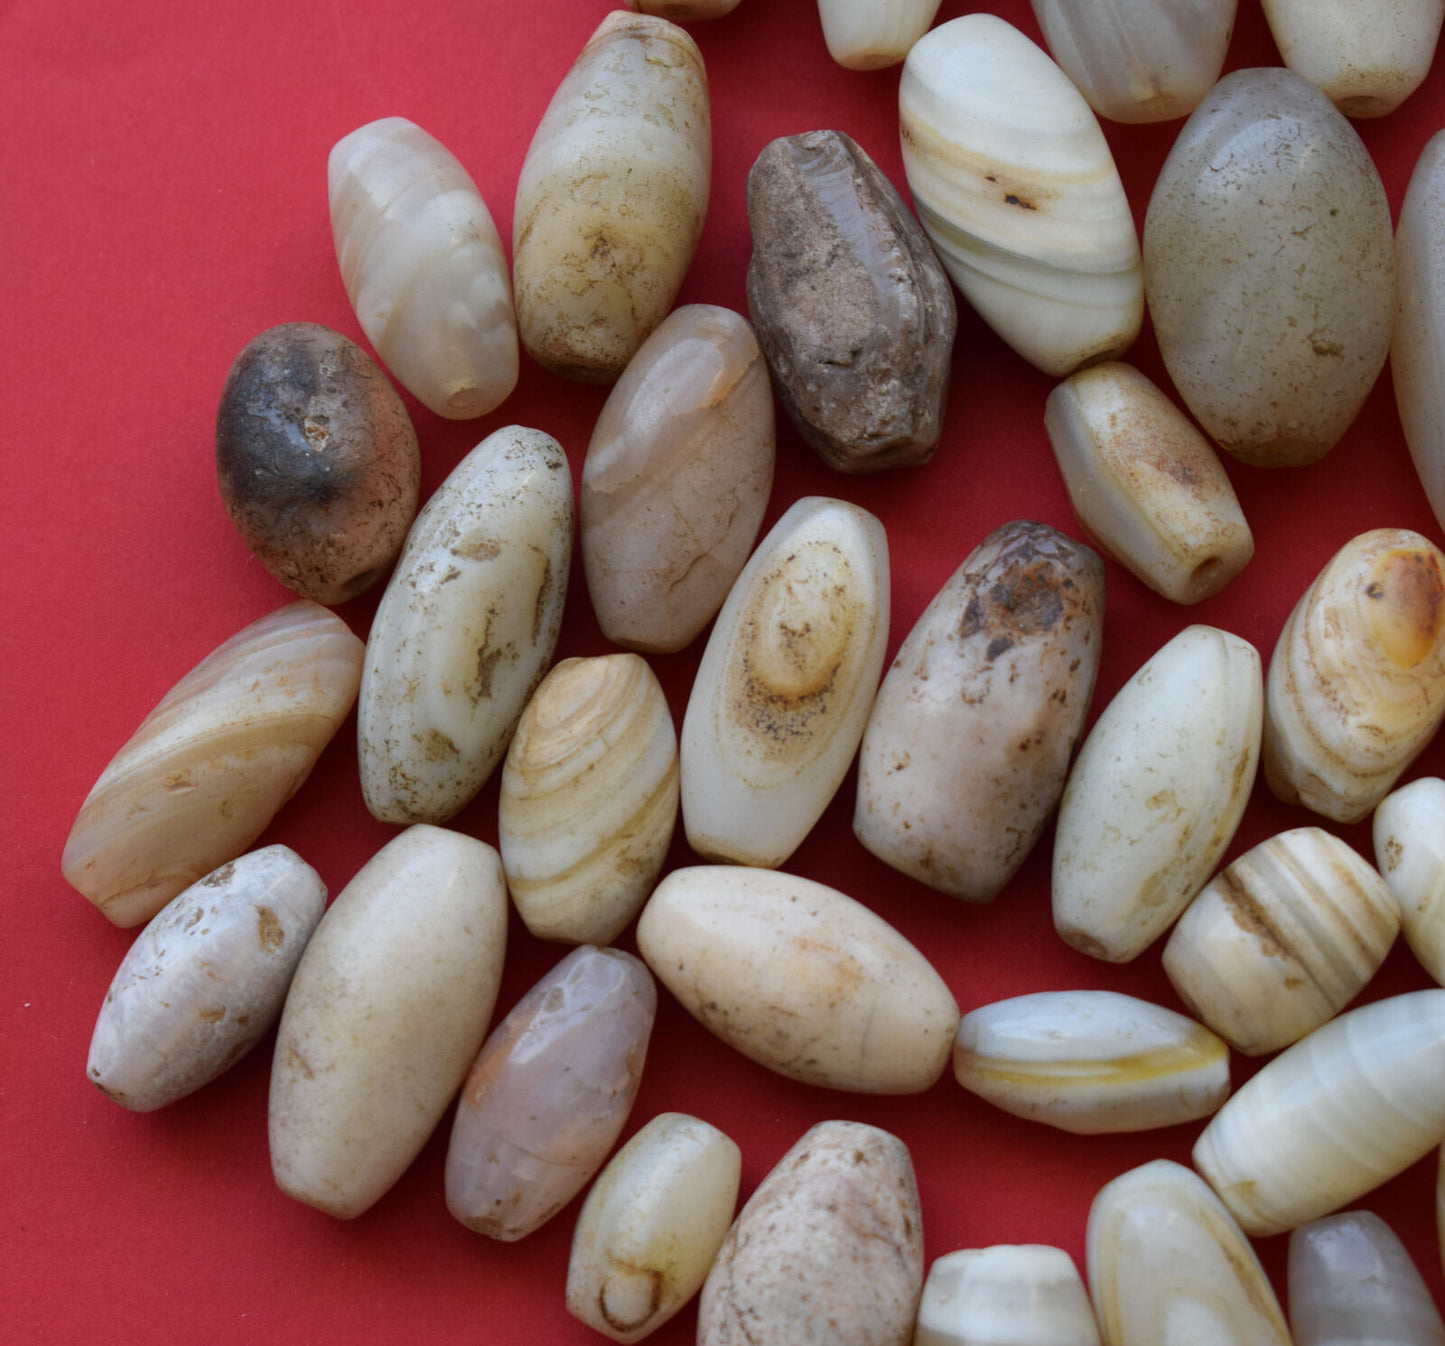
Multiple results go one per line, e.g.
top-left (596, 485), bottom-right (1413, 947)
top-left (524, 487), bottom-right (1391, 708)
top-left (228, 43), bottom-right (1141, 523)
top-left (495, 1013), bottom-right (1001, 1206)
top-left (5, 0), bottom-right (1445, 1339)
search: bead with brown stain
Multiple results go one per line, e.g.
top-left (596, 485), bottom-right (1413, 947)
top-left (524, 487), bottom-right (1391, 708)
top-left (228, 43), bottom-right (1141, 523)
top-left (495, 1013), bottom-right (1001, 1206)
top-left (636, 866), bottom-right (959, 1093)
top-left (513, 11), bottom-right (710, 382)
top-left (855, 520), bottom-right (1102, 902)
top-left (1264, 528), bottom-right (1445, 823)
top-left (445, 945), bottom-right (655, 1241)
top-left (1162, 827), bottom-right (1400, 1055)
top-left (1045, 362), bottom-right (1252, 604)
top-left (697, 1120), bottom-right (924, 1346)
top-left (87, 845), bottom-right (326, 1111)
top-left (215, 322), bottom-right (420, 605)
top-left (679, 496), bottom-right (889, 868)
top-left (745, 129), bottom-right (956, 471)
top-left (357, 425), bottom-right (573, 825)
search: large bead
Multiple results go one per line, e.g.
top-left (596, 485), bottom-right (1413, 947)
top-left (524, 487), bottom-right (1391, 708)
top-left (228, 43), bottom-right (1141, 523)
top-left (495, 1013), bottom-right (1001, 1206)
top-left (680, 496), bottom-right (889, 868)
top-left (1162, 827), bottom-right (1400, 1055)
top-left (1052, 625), bottom-right (1262, 962)
top-left (1044, 361), bottom-right (1253, 604)
top-left (1144, 67), bottom-right (1394, 467)
top-left (697, 1120), bottom-right (923, 1346)
top-left (268, 826), bottom-right (508, 1219)
top-left (899, 14), bottom-right (1143, 377)
top-left (915, 1245), bottom-right (1100, 1346)
top-left (953, 990), bottom-right (1230, 1134)
top-left (1087, 1160), bottom-right (1292, 1346)
top-left (1374, 776), bottom-right (1445, 984)
top-left (499, 655), bottom-right (678, 946)
top-left (1393, 130), bottom-right (1445, 535)
top-left (1263, 528), bottom-right (1445, 823)
top-left (328, 117), bottom-right (518, 420)
top-left (817, 0), bottom-right (943, 70)
top-left (854, 521), bottom-right (1103, 901)
top-left (745, 129), bottom-right (956, 472)
top-left (512, 11), bottom-right (710, 382)
top-left (215, 323), bottom-right (420, 605)
top-left (1262, 0), bottom-right (1445, 118)
top-left (581, 304), bottom-right (774, 653)
top-left (87, 846), bottom-right (326, 1111)
top-left (62, 600), bottom-right (363, 928)
top-left (445, 946), bottom-right (656, 1241)
top-left (1029, 0), bottom-right (1236, 123)
top-left (636, 866), bottom-right (959, 1094)
top-left (1192, 990), bottom-right (1445, 1235)
top-left (566, 1113), bottom-right (741, 1344)
top-left (357, 425), bottom-right (573, 824)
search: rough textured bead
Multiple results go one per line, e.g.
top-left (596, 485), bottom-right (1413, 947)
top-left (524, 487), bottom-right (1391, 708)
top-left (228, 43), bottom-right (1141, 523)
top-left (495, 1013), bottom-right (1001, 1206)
top-left (500, 655), bottom-right (678, 946)
top-left (854, 521), bottom-right (1103, 901)
top-left (1044, 361), bottom-right (1253, 604)
top-left (1288, 1210), bottom-right (1445, 1346)
top-left (357, 425), bottom-right (573, 824)
top-left (328, 117), bottom-right (518, 419)
top-left (953, 990), bottom-right (1230, 1134)
top-left (268, 826), bottom-right (508, 1219)
top-left (697, 1121), bottom-right (923, 1346)
top-left (680, 496), bottom-right (889, 869)
top-left (637, 866), bottom-right (959, 1094)
top-left (1264, 528), bottom-right (1445, 823)
top-left (899, 14), bottom-right (1143, 377)
top-left (87, 846), bottom-right (325, 1111)
top-left (1162, 827), bottom-right (1400, 1055)
top-left (818, 0), bottom-right (943, 70)
top-left (1053, 625), bottom-right (1262, 962)
top-left (1375, 776), bottom-right (1445, 984)
top-left (1262, 0), bottom-right (1445, 117)
top-left (215, 322), bottom-right (420, 605)
top-left (566, 1113), bottom-right (741, 1344)
top-left (915, 1245), bottom-right (1101, 1346)
top-left (1029, 0), bottom-right (1236, 123)
top-left (445, 946), bottom-right (656, 1241)
top-left (512, 11), bottom-right (710, 382)
top-left (1144, 67), bottom-right (1395, 467)
top-left (1087, 1160), bottom-right (1291, 1346)
top-left (62, 601), bottom-right (363, 928)
top-left (745, 129), bottom-right (956, 472)
top-left (1192, 990), bottom-right (1445, 1235)
top-left (1393, 130), bottom-right (1445, 536)
top-left (581, 304), bottom-right (774, 653)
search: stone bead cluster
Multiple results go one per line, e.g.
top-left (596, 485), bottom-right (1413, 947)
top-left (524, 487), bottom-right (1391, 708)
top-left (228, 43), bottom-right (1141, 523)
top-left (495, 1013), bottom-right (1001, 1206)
top-left (61, 1), bottom-right (1445, 1342)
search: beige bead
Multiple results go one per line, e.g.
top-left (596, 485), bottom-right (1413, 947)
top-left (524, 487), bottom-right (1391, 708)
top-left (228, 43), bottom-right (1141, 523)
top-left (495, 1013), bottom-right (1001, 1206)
top-left (1374, 776), bottom-right (1445, 983)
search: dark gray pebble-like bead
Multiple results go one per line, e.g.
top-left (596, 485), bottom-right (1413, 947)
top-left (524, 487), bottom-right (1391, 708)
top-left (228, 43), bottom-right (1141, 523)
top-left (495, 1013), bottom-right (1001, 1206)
top-left (216, 322), bottom-right (420, 604)
top-left (745, 130), bottom-right (956, 473)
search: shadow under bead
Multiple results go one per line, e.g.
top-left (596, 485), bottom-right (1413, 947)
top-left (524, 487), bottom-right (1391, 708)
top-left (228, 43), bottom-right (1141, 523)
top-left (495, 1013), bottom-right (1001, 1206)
top-left (215, 322), bottom-right (419, 606)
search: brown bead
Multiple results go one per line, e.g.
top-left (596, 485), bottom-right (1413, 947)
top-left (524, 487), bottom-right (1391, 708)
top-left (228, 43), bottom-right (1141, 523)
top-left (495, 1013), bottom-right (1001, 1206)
top-left (215, 322), bottom-right (420, 605)
top-left (745, 129), bottom-right (956, 472)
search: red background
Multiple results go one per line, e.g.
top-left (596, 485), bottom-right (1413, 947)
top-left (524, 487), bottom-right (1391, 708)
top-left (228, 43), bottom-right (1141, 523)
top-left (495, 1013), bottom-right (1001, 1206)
top-left (5, 0), bottom-right (1445, 1338)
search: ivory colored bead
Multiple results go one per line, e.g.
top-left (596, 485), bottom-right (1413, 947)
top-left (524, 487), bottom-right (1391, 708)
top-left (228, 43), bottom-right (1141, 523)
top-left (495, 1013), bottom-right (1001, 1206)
top-left (581, 304), bottom-right (774, 654)
top-left (1162, 827), bottom-right (1400, 1055)
top-left (357, 425), bottom-right (573, 824)
top-left (446, 946), bottom-right (656, 1241)
top-left (1144, 68), bottom-right (1394, 467)
top-left (680, 496), bottom-right (889, 869)
top-left (636, 866), bottom-right (959, 1093)
top-left (915, 1245), bottom-right (1101, 1346)
top-left (1052, 625), bottom-right (1262, 962)
top-left (268, 826), bottom-right (508, 1219)
top-left (818, 0), bottom-right (943, 70)
top-left (1375, 776), bottom-right (1445, 983)
top-left (1045, 361), bottom-right (1253, 604)
top-left (513, 11), bottom-right (710, 382)
top-left (566, 1113), bottom-right (741, 1343)
top-left (697, 1120), bottom-right (923, 1346)
top-left (1087, 1160), bottom-right (1291, 1346)
top-left (854, 520), bottom-right (1103, 901)
top-left (62, 601), bottom-right (363, 928)
top-left (87, 846), bottom-right (325, 1111)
